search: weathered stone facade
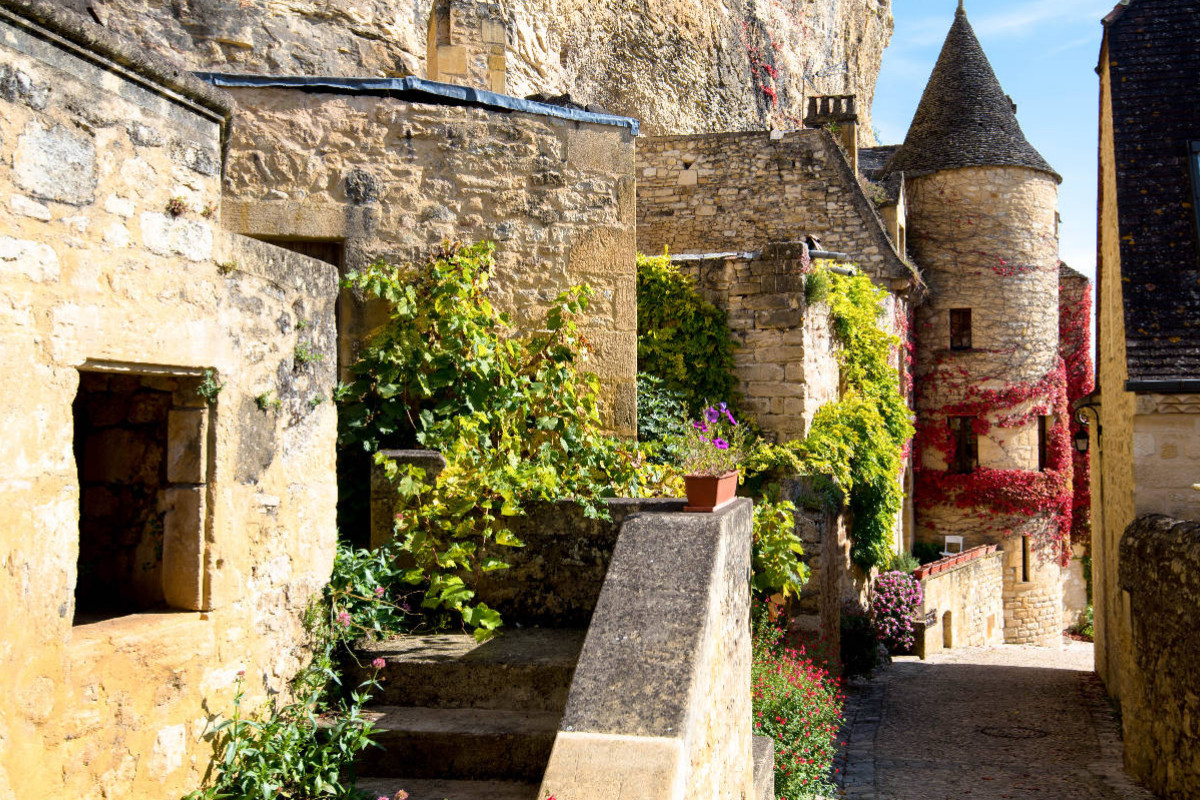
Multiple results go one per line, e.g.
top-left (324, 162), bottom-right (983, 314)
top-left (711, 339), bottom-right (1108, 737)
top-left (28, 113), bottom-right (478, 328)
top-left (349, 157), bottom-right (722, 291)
top-left (217, 82), bottom-right (638, 435)
top-left (674, 246), bottom-right (841, 442)
top-left (907, 165), bottom-right (1065, 647)
top-left (914, 546), bottom-right (1004, 658)
top-left (72, 0), bottom-right (894, 139)
top-left (636, 130), bottom-right (910, 287)
top-left (1119, 514), bottom-right (1200, 800)
top-left (0, 8), bottom-right (339, 798)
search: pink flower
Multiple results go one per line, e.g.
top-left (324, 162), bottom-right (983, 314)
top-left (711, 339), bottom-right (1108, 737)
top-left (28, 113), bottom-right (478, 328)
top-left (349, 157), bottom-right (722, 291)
top-left (336, 611), bottom-right (352, 626)
top-left (393, 792), bottom-right (409, 800)
top-left (372, 657), bottom-right (386, 670)
top-left (713, 438), bottom-right (730, 450)
top-left (693, 420), bottom-right (709, 434)
top-left (374, 586), bottom-right (386, 597)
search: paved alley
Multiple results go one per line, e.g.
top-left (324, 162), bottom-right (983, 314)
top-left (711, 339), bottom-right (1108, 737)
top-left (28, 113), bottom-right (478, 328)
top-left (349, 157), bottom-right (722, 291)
top-left (837, 640), bottom-right (1155, 800)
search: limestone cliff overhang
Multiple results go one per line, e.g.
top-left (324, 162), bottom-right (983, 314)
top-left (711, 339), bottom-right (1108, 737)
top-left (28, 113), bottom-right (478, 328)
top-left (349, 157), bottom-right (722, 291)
top-left (0, 0), bottom-right (232, 124)
top-left (883, 5), bottom-right (1060, 183)
top-left (196, 73), bottom-right (641, 136)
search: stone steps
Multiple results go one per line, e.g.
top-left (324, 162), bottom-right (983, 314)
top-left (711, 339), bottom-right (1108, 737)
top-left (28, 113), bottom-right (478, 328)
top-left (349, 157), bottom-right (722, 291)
top-left (352, 628), bottom-right (584, 711)
top-left (358, 706), bottom-right (560, 780)
top-left (357, 777), bottom-right (539, 800)
top-left (355, 628), bottom-right (582, 794)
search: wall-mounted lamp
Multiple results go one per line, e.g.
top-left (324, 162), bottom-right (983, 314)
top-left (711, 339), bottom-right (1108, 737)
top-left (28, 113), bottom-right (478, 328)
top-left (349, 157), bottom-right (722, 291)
top-left (1073, 400), bottom-right (1102, 454)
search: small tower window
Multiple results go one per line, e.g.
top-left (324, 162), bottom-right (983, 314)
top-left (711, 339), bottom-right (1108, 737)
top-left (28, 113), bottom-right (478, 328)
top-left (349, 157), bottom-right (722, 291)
top-left (1037, 415), bottom-right (1050, 472)
top-left (949, 416), bottom-right (979, 474)
top-left (950, 309), bottom-right (972, 351)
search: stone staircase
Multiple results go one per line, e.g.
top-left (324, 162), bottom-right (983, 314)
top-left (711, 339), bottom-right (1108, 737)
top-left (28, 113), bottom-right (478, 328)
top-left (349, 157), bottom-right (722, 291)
top-left (349, 628), bottom-right (586, 800)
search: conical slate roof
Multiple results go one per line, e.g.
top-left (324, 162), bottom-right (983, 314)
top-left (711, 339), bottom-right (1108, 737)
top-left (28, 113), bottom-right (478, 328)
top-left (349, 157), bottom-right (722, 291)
top-left (885, 3), bottom-right (1060, 182)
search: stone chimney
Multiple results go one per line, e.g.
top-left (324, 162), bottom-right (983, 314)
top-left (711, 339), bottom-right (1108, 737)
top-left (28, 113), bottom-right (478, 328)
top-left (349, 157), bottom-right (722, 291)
top-left (804, 95), bottom-right (859, 175)
top-left (426, 0), bottom-right (508, 94)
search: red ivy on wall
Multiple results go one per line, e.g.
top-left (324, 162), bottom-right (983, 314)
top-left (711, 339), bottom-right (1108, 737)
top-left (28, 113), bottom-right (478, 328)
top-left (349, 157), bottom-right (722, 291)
top-left (1059, 280), bottom-right (1095, 549)
top-left (915, 358), bottom-right (1074, 566)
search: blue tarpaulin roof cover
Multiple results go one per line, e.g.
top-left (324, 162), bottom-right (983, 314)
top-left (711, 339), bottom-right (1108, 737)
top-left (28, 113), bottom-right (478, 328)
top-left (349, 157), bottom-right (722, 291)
top-left (194, 73), bottom-right (641, 135)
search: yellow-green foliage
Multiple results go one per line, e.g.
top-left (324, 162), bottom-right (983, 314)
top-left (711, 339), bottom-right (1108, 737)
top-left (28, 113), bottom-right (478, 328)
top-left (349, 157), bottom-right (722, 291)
top-left (636, 250), bottom-right (739, 414)
top-left (805, 268), bottom-right (912, 568)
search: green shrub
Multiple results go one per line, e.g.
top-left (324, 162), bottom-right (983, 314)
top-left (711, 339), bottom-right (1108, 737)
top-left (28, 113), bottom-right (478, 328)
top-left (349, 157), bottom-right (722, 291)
top-left (183, 670), bottom-right (380, 800)
top-left (636, 250), bottom-right (738, 416)
top-left (338, 242), bottom-right (659, 638)
top-left (886, 551), bottom-right (921, 574)
top-left (804, 269), bottom-right (832, 305)
top-left (1071, 605), bottom-right (1094, 640)
top-left (752, 493), bottom-right (809, 601)
top-left (913, 541), bottom-right (943, 565)
top-left (636, 372), bottom-right (689, 444)
top-left (752, 609), bottom-right (842, 799)
top-left (840, 605), bottom-right (881, 678)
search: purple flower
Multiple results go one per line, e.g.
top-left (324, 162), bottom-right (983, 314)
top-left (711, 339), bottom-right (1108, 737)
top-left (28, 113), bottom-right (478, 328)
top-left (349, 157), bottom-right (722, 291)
top-left (725, 409), bottom-right (738, 426)
top-left (693, 420), bottom-right (709, 434)
top-left (704, 407), bottom-right (720, 424)
top-left (713, 438), bottom-right (730, 450)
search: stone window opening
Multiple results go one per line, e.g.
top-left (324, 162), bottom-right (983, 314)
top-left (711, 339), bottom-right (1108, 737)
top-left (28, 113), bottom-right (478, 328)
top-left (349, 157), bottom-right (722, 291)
top-left (1037, 415), bottom-right (1050, 472)
top-left (948, 416), bottom-right (979, 474)
top-left (72, 365), bottom-right (213, 626)
top-left (1021, 535), bottom-right (1032, 583)
top-left (943, 611), bottom-right (953, 649)
top-left (949, 308), bottom-right (972, 351)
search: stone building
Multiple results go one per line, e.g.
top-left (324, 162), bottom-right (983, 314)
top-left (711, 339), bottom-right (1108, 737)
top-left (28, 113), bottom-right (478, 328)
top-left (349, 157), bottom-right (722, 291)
top-left (1091, 1), bottom-right (1200, 795)
top-left (0, 2), bottom-right (341, 796)
top-left (883, 3), bottom-right (1071, 647)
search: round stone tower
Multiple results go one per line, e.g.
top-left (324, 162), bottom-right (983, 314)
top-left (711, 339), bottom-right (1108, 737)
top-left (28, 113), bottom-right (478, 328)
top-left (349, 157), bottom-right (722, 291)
top-left (886, 2), bottom-right (1066, 646)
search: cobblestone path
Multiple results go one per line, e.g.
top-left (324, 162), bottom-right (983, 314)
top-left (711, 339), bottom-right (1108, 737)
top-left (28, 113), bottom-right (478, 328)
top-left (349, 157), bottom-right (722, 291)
top-left (835, 640), bottom-right (1155, 800)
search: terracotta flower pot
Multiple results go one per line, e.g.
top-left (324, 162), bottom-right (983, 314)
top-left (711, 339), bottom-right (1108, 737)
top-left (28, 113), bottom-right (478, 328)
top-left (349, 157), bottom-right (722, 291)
top-left (683, 471), bottom-right (739, 513)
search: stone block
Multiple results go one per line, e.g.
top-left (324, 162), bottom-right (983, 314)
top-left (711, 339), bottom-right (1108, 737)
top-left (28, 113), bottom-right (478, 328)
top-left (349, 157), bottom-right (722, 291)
top-left (167, 409), bottom-right (208, 484)
top-left (162, 487), bottom-right (207, 611)
top-left (13, 121), bottom-right (97, 206)
top-left (437, 45), bottom-right (469, 75)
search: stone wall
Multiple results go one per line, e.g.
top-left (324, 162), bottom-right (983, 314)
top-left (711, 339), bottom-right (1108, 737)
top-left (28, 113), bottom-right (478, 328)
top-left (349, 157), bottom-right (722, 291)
top-left (218, 83), bottom-right (637, 435)
top-left (71, 0), bottom-right (894, 138)
top-left (636, 130), bottom-right (910, 286)
top-left (675, 246), bottom-right (841, 442)
top-left (1119, 514), bottom-right (1200, 799)
top-left (915, 546), bottom-right (1004, 658)
top-left (1131, 396), bottom-right (1200, 519)
top-left (0, 10), bottom-right (339, 798)
top-left (539, 500), bottom-right (754, 800)
top-left (1092, 40), bottom-right (1138, 698)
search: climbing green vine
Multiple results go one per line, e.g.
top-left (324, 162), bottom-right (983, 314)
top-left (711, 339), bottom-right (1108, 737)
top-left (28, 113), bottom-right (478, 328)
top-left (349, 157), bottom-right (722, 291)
top-left (338, 242), bottom-right (657, 639)
top-left (636, 250), bottom-right (739, 415)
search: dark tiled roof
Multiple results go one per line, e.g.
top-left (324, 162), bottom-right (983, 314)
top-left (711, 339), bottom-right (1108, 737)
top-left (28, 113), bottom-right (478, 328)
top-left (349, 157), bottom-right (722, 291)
top-left (1105, 0), bottom-right (1200, 383)
top-left (884, 5), bottom-right (1059, 182)
top-left (858, 145), bottom-right (900, 181)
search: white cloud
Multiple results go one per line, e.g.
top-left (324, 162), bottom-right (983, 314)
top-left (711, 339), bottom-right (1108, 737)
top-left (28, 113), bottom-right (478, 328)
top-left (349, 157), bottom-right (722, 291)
top-left (970, 0), bottom-right (1115, 38)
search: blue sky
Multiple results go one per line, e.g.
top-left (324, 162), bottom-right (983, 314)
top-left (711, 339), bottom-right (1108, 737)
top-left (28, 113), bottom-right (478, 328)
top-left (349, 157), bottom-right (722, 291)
top-left (873, 0), bottom-right (1118, 281)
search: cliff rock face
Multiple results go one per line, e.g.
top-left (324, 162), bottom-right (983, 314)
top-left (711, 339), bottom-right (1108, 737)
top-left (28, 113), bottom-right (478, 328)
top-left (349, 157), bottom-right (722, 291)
top-left (83, 0), bottom-right (892, 137)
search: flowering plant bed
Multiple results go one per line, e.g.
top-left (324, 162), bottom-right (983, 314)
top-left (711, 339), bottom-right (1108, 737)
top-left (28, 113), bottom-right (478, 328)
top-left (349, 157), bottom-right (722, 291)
top-left (871, 570), bottom-right (924, 654)
top-left (752, 608), bottom-right (843, 799)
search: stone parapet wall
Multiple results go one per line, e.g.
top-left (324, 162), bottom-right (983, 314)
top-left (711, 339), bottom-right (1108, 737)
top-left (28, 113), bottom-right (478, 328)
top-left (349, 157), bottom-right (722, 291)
top-left (539, 500), bottom-right (754, 800)
top-left (1119, 514), bottom-right (1200, 799)
top-left (219, 85), bottom-right (637, 435)
top-left (915, 547), bottom-right (1004, 658)
top-left (675, 247), bottom-right (840, 442)
top-left (636, 131), bottom-right (910, 285)
top-left (0, 11), bottom-right (340, 798)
